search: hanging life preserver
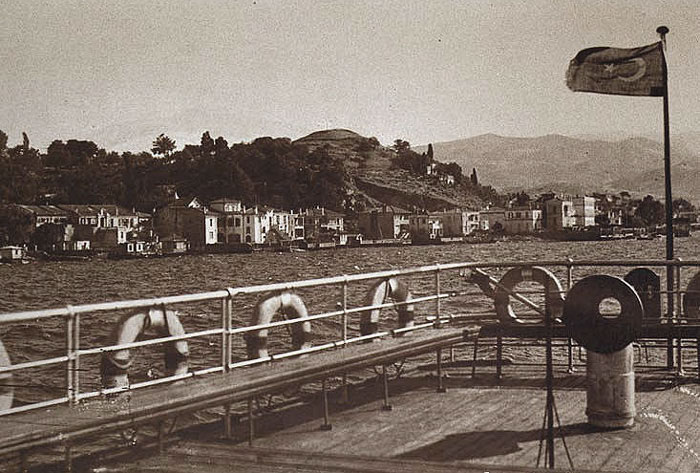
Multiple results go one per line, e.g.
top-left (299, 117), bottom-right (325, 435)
top-left (683, 271), bottom-right (700, 319)
top-left (494, 266), bottom-right (565, 324)
top-left (0, 339), bottom-right (13, 411)
top-left (563, 275), bottom-right (643, 354)
top-left (360, 278), bottom-right (415, 336)
top-left (101, 307), bottom-right (189, 389)
top-left (245, 292), bottom-right (312, 359)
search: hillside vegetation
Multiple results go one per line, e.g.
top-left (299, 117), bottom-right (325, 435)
top-left (0, 128), bottom-right (501, 216)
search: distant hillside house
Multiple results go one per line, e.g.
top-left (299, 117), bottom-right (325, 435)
top-left (358, 205), bottom-right (410, 239)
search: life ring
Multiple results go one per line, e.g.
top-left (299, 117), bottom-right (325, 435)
top-left (494, 266), bottom-right (565, 324)
top-left (360, 278), bottom-right (415, 336)
top-left (683, 271), bottom-right (700, 319)
top-left (101, 307), bottom-right (189, 389)
top-left (563, 275), bottom-right (643, 354)
top-left (245, 292), bottom-right (312, 359)
top-left (0, 340), bottom-right (13, 410)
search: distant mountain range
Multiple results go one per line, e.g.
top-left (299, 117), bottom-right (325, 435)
top-left (416, 133), bottom-right (700, 202)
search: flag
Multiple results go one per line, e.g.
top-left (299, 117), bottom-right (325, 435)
top-left (566, 42), bottom-right (665, 96)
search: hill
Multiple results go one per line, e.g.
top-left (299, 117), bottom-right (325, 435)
top-left (293, 129), bottom-right (495, 211)
top-left (416, 134), bottom-right (700, 201)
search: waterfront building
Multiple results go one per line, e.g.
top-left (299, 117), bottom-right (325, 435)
top-left (210, 198), bottom-right (245, 244)
top-left (160, 235), bottom-right (188, 254)
top-left (543, 198), bottom-right (576, 231)
top-left (0, 245), bottom-right (25, 261)
top-left (358, 206), bottom-right (410, 239)
top-left (154, 200), bottom-right (220, 249)
top-left (431, 209), bottom-right (480, 237)
top-left (57, 205), bottom-right (140, 244)
top-left (572, 196), bottom-right (596, 227)
top-left (504, 207), bottom-right (543, 234)
top-left (409, 212), bottom-right (443, 240)
top-left (479, 207), bottom-right (506, 232)
top-left (301, 207), bottom-right (344, 240)
top-left (13, 205), bottom-right (72, 228)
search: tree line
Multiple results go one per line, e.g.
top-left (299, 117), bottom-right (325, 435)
top-left (0, 130), bottom-right (348, 213)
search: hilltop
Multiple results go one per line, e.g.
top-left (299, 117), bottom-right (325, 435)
top-left (416, 133), bottom-right (700, 201)
top-left (293, 129), bottom-right (496, 211)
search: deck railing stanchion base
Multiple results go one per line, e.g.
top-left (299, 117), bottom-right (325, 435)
top-left (320, 378), bottom-right (332, 431)
top-left (248, 398), bottom-right (255, 447)
top-left (381, 365), bottom-right (392, 411)
top-left (436, 348), bottom-right (447, 393)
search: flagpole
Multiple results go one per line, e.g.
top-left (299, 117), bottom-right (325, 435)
top-left (657, 26), bottom-right (676, 367)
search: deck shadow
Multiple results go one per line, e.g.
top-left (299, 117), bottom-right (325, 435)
top-left (398, 422), bottom-right (603, 462)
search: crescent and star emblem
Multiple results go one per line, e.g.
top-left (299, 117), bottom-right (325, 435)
top-left (585, 57), bottom-right (647, 82)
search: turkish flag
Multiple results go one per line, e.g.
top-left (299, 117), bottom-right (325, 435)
top-left (566, 42), bottom-right (665, 97)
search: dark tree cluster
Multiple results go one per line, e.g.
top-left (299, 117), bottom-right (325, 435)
top-left (0, 129), bottom-right (349, 213)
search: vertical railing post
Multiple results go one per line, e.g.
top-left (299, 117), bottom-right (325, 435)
top-left (223, 289), bottom-right (235, 439)
top-left (73, 311), bottom-right (80, 405)
top-left (434, 264), bottom-right (441, 328)
top-left (221, 297), bottom-right (228, 372)
top-left (65, 306), bottom-right (77, 407)
top-left (341, 277), bottom-right (349, 404)
top-left (566, 259), bottom-right (574, 373)
top-left (676, 259), bottom-right (683, 374)
top-left (342, 277), bottom-right (348, 345)
top-left (667, 260), bottom-right (675, 369)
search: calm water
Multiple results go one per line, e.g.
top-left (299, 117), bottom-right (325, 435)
top-left (2, 235), bottom-right (699, 403)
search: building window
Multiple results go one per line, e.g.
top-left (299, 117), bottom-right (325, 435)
top-left (235, 218), bottom-right (241, 227)
top-left (246, 216), bottom-right (250, 224)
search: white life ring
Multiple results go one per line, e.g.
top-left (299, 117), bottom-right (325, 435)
top-left (246, 292), bottom-right (312, 359)
top-left (494, 266), bottom-right (565, 324)
top-left (101, 307), bottom-right (189, 389)
top-left (0, 340), bottom-right (12, 410)
top-left (360, 278), bottom-right (415, 336)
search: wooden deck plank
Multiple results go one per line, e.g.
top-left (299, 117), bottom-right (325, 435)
top-left (0, 327), bottom-right (473, 458)
top-left (195, 367), bottom-right (700, 473)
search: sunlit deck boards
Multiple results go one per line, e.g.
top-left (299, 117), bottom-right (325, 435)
top-left (104, 365), bottom-right (700, 473)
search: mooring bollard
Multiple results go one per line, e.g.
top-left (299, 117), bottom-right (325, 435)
top-left (585, 344), bottom-right (635, 428)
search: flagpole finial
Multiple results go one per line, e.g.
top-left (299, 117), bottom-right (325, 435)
top-left (656, 26), bottom-right (669, 38)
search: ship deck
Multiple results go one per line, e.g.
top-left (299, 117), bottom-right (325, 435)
top-left (97, 348), bottom-right (700, 473)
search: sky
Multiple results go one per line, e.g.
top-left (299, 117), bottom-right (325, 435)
top-left (1, 0), bottom-right (699, 152)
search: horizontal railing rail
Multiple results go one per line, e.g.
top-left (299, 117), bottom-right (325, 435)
top-left (1, 258), bottom-right (699, 417)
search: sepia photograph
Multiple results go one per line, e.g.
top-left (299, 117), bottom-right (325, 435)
top-left (1, 1), bottom-right (700, 471)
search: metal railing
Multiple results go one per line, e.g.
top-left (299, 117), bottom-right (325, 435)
top-left (1, 258), bottom-right (699, 417)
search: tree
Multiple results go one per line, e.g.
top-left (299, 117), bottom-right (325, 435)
top-left (151, 134), bottom-right (176, 157)
top-left (470, 168), bottom-right (478, 186)
top-left (200, 131), bottom-right (215, 156)
top-left (673, 198), bottom-right (695, 215)
top-left (0, 130), bottom-right (7, 154)
top-left (392, 139), bottom-right (411, 154)
top-left (427, 143), bottom-right (434, 161)
top-left (635, 195), bottom-right (665, 227)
